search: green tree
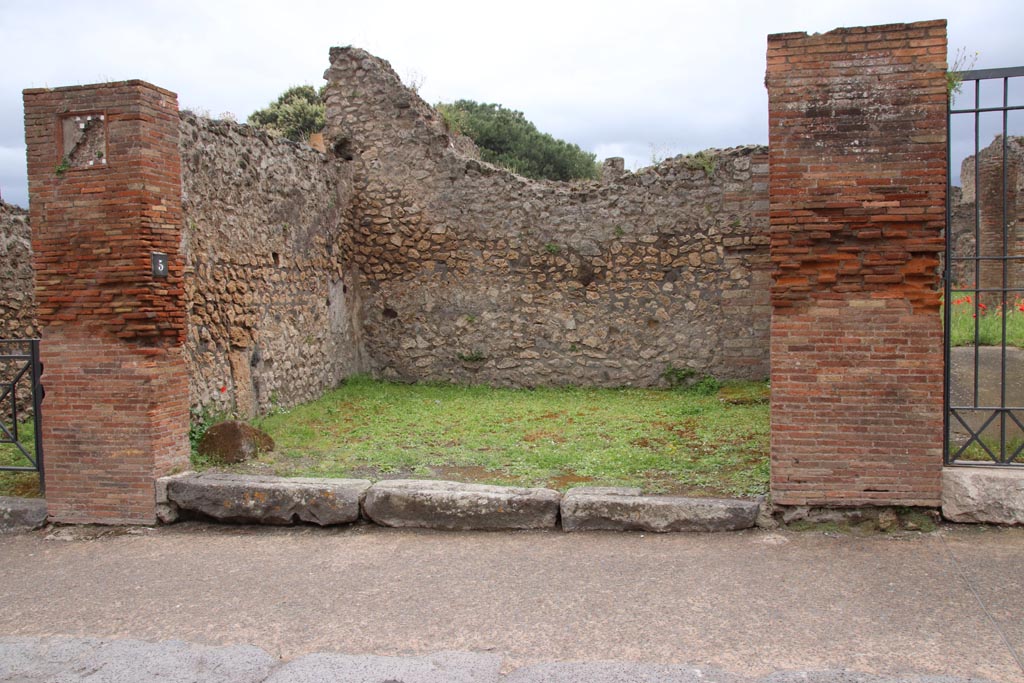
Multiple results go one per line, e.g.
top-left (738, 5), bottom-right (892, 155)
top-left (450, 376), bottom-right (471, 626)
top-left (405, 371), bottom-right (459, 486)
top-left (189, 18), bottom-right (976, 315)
top-left (436, 100), bottom-right (598, 181)
top-left (248, 85), bottom-right (326, 142)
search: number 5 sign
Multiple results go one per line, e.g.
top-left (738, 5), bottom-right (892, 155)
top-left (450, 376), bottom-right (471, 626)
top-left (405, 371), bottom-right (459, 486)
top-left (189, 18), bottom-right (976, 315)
top-left (151, 252), bottom-right (168, 279)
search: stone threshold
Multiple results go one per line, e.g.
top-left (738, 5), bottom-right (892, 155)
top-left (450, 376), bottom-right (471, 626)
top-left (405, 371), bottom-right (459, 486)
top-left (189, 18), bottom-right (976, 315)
top-left (156, 472), bottom-right (764, 533)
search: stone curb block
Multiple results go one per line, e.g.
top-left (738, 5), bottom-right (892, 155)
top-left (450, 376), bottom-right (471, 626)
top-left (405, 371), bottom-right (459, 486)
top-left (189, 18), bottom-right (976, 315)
top-left (942, 467), bottom-right (1024, 525)
top-left (0, 496), bottom-right (48, 533)
top-left (561, 487), bottom-right (760, 532)
top-left (155, 471), bottom-right (195, 524)
top-left (166, 472), bottom-right (370, 526)
top-left (363, 479), bottom-right (561, 530)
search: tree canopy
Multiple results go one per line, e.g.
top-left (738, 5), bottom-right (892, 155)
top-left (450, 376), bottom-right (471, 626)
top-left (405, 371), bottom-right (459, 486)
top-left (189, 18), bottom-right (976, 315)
top-left (249, 87), bottom-right (598, 181)
top-left (436, 100), bottom-right (598, 181)
top-left (248, 85), bottom-right (326, 142)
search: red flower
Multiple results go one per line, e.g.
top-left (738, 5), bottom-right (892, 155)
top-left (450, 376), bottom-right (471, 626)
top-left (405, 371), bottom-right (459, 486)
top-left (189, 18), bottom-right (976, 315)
top-left (219, 385), bottom-right (227, 393)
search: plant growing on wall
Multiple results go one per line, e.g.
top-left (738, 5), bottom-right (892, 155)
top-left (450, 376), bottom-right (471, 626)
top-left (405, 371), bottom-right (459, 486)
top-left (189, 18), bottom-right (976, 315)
top-left (946, 47), bottom-right (979, 99)
top-left (248, 85), bottom-right (326, 142)
top-left (436, 100), bottom-right (599, 181)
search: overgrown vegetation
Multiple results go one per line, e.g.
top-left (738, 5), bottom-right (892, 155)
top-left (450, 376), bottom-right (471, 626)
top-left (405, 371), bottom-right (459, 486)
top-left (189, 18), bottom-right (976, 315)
top-left (945, 291), bottom-right (1024, 347)
top-left (0, 417), bottom-right (41, 498)
top-left (196, 376), bottom-right (769, 498)
top-left (685, 151), bottom-right (717, 177)
top-left (248, 85), bottom-right (326, 142)
top-left (437, 100), bottom-right (599, 181)
top-left (945, 47), bottom-right (979, 99)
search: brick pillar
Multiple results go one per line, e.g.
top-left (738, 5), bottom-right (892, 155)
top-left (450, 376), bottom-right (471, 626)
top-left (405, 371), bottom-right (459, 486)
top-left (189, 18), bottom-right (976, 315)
top-left (766, 21), bottom-right (948, 507)
top-left (23, 81), bottom-right (188, 524)
top-left (977, 144), bottom-right (1022, 305)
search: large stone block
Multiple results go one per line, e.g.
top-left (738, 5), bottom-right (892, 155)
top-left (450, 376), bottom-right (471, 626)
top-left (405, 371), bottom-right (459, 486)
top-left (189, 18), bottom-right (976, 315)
top-left (166, 473), bottom-right (370, 526)
top-left (561, 487), bottom-right (760, 532)
top-left (362, 480), bottom-right (560, 530)
top-left (942, 467), bottom-right (1024, 525)
top-left (0, 496), bottom-right (47, 533)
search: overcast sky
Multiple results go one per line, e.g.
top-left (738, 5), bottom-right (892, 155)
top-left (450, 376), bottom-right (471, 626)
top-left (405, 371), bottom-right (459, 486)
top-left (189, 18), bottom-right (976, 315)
top-left (1, 0), bottom-right (1021, 208)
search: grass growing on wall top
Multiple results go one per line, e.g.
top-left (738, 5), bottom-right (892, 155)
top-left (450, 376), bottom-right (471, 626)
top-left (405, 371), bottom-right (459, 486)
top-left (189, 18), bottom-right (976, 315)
top-left (196, 376), bottom-right (770, 498)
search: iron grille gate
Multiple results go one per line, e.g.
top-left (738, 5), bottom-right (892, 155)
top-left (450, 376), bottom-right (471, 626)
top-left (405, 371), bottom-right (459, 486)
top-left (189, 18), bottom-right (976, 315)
top-left (0, 339), bottom-right (44, 489)
top-left (945, 66), bottom-right (1024, 465)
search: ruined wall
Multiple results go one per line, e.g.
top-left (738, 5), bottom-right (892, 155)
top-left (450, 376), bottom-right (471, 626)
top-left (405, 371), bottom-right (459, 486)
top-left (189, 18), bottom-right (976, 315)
top-left (179, 113), bottom-right (367, 418)
top-left (0, 201), bottom-right (35, 340)
top-left (949, 136), bottom-right (1023, 294)
top-left (324, 48), bottom-right (771, 387)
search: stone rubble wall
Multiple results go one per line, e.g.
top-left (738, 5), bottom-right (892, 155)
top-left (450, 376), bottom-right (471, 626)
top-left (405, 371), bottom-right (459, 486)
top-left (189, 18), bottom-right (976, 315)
top-left (0, 201), bottom-right (35, 340)
top-left (324, 48), bottom-right (771, 386)
top-left (179, 113), bottom-right (368, 418)
top-left (0, 201), bottom-right (36, 417)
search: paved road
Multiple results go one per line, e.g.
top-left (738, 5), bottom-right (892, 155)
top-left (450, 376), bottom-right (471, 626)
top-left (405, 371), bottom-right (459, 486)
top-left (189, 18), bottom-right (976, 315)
top-left (1, 522), bottom-right (1022, 682)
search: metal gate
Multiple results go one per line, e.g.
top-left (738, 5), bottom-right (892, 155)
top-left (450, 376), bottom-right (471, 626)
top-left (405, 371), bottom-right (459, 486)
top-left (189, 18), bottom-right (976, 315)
top-left (0, 339), bottom-right (44, 489)
top-left (945, 66), bottom-right (1024, 465)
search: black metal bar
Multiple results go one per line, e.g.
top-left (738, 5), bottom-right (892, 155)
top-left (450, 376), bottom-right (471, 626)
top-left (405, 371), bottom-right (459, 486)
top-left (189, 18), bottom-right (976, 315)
top-left (0, 339), bottom-right (43, 485)
top-left (31, 339), bottom-right (43, 492)
top-left (1000, 80), bottom-right (1010, 461)
top-left (950, 104), bottom-right (1024, 115)
top-left (959, 66), bottom-right (1024, 80)
top-left (972, 77), bottom-right (980, 409)
top-left (944, 83), bottom-right (953, 464)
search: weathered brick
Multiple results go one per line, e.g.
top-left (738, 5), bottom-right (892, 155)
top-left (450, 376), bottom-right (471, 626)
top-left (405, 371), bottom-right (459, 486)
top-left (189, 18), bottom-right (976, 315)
top-left (766, 21), bottom-right (947, 507)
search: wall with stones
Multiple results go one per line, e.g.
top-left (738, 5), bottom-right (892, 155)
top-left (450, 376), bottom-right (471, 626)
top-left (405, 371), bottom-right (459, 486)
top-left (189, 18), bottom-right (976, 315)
top-left (948, 136), bottom-right (1023, 294)
top-left (324, 48), bottom-right (771, 387)
top-left (0, 201), bottom-right (35, 340)
top-left (179, 113), bottom-right (368, 418)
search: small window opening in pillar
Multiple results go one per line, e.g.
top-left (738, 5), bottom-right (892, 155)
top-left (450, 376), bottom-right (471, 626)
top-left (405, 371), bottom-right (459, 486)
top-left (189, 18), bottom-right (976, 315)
top-left (272, 252), bottom-right (280, 267)
top-left (59, 113), bottom-right (107, 170)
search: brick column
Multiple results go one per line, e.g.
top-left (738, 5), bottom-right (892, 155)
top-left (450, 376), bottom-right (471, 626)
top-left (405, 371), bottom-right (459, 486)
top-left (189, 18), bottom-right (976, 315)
top-left (24, 81), bottom-right (188, 524)
top-left (766, 21), bottom-right (948, 507)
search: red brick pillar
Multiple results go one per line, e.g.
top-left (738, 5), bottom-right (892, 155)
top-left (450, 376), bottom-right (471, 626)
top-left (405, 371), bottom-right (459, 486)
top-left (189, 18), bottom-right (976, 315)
top-left (23, 81), bottom-right (188, 524)
top-left (766, 21), bottom-right (948, 507)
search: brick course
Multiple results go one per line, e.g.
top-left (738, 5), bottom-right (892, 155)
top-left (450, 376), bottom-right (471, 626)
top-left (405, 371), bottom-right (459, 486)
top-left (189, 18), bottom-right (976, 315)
top-left (766, 20), bottom-right (948, 506)
top-left (23, 81), bottom-right (189, 524)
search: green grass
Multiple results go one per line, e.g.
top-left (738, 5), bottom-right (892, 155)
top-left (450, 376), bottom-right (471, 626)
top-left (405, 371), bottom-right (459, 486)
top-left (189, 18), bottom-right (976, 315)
top-left (0, 417), bottom-right (42, 498)
top-left (195, 376), bottom-right (770, 498)
top-left (945, 291), bottom-right (1024, 347)
top-left (948, 436), bottom-right (1023, 464)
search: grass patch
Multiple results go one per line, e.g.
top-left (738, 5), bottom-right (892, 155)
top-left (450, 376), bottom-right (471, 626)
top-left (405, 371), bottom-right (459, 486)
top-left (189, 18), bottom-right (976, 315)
top-left (945, 291), bottom-right (1024, 347)
top-left (0, 417), bottom-right (43, 498)
top-left (199, 376), bottom-right (770, 498)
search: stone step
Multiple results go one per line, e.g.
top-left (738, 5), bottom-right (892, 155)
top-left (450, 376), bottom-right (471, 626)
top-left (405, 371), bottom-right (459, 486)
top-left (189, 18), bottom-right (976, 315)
top-left (561, 487), bottom-right (761, 532)
top-left (942, 467), bottom-right (1024, 525)
top-left (0, 496), bottom-right (48, 533)
top-left (164, 472), bottom-right (370, 526)
top-left (362, 479), bottom-right (560, 531)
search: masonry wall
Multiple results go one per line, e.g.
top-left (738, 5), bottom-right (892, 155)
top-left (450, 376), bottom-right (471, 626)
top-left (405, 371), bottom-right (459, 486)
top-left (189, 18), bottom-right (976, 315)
top-left (950, 135), bottom-right (1023, 296)
top-left (23, 81), bottom-right (190, 523)
top-left (179, 113), bottom-right (367, 418)
top-left (324, 48), bottom-right (771, 387)
top-left (766, 21), bottom-right (948, 507)
top-left (0, 201), bottom-right (35, 340)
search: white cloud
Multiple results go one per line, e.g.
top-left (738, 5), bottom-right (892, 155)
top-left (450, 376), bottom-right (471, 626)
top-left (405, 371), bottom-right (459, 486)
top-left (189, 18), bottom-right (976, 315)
top-left (1, 0), bottom-right (1022, 206)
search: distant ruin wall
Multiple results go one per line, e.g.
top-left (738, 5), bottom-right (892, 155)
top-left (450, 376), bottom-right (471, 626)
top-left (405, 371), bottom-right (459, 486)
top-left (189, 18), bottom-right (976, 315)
top-left (0, 201), bottom-right (35, 340)
top-left (179, 114), bottom-right (367, 417)
top-left (324, 48), bottom-right (771, 386)
top-left (949, 135), bottom-right (1023, 293)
